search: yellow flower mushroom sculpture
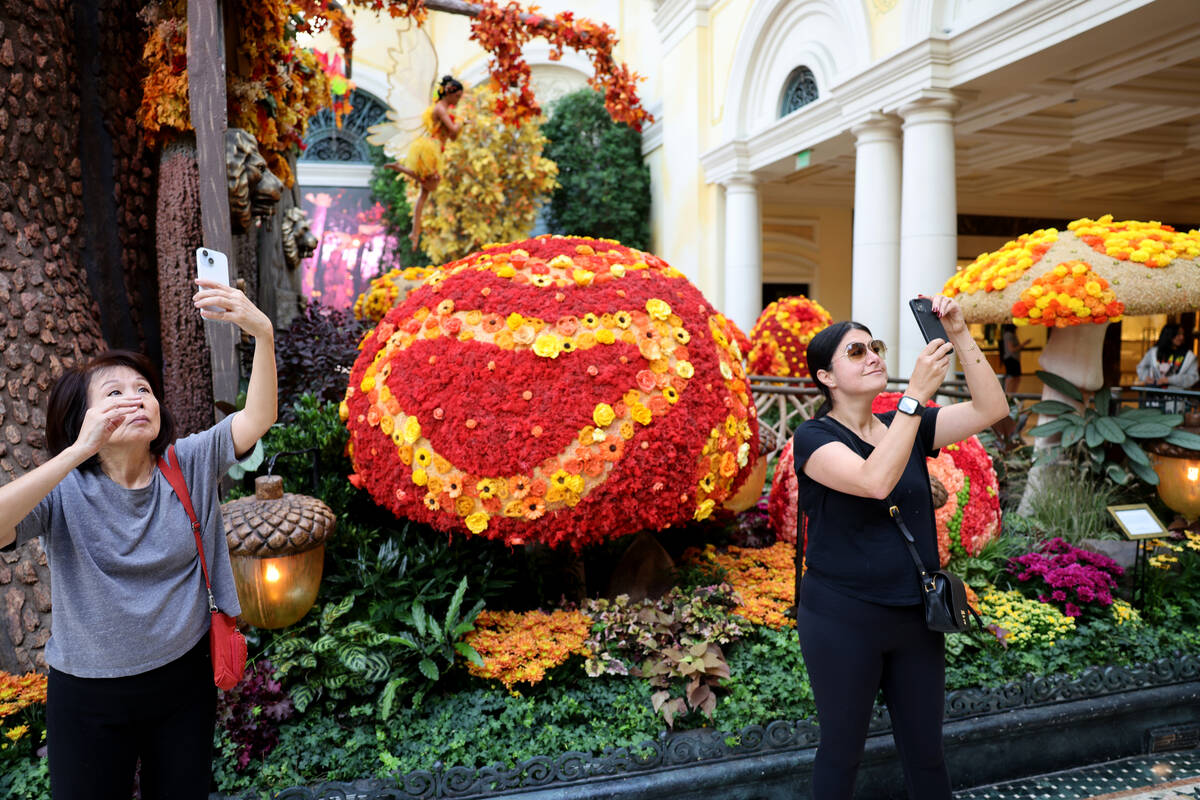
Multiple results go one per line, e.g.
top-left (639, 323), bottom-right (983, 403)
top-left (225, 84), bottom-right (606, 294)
top-left (945, 216), bottom-right (1200, 393)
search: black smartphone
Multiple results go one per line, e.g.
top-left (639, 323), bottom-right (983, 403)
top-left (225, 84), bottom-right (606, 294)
top-left (909, 297), bottom-right (952, 350)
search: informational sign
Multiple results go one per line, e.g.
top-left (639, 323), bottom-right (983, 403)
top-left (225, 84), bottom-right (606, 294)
top-left (1106, 504), bottom-right (1168, 540)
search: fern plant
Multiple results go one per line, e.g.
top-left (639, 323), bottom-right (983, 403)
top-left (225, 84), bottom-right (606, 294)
top-left (270, 577), bottom-right (484, 719)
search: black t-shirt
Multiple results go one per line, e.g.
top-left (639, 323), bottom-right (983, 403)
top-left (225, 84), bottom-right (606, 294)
top-left (792, 407), bottom-right (941, 606)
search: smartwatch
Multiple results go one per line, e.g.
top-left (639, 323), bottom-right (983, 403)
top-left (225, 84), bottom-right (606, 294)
top-left (897, 395), bottom-right (923, 416)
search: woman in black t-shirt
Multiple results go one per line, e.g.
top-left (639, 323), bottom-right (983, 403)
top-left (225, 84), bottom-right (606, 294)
top-left (791, 295), bottom-right (1008, 799)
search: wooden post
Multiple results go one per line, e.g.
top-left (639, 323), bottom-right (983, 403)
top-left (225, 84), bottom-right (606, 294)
top-left (187, 0), bottom-right (240, 414)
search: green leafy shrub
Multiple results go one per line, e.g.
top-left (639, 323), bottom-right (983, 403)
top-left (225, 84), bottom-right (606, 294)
top-left (1029, 369), bottom-right (1200, 485)
top-left (583, 584), bottom-right (745, 726)
top-left (255, 394), bottom-right (358, 520)
top-left (541, 89), bottom-right (650, 250)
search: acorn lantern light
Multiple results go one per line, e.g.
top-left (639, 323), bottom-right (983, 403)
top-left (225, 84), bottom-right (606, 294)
top-left (221, 475), bottom-right (336, 629)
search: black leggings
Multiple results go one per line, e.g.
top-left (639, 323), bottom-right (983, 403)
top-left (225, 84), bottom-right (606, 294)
top-left (797, 576), bottom-right (952, 799)
top-left (47, 634), bottom-right (216, 800)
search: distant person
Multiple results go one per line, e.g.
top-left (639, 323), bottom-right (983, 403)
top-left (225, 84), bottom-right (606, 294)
top-left (1136, 323), bottom-right (1197, 389)
top-left (999, 323), bottom-right (1030, 394)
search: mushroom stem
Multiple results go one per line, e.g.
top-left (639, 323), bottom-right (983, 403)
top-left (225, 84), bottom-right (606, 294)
top-left (1037, 323), bottom-right (1108, 391)
top-left (1017, 323), bottom-right (1110, 515)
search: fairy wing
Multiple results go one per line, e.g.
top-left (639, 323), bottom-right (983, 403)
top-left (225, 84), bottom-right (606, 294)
top-left (366, 19), bottom-right (438, 161)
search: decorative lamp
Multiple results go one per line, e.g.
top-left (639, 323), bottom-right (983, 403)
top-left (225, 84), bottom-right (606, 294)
top-left (1146, 436), bottom-right (1200, 520)
top-left (221, 476), bottom-right (336, 629)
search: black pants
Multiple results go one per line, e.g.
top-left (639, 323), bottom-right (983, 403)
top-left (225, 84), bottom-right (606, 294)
top-left (797, 576), bottom-right (952, 799)
top-left (47, 634), bottom-right (216, 800)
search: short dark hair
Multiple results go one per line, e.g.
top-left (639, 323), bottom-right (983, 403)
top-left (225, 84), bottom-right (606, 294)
top-left (805, 321), bottom-right (873, 418)
top-left (45, 350), bottom-right (176, 471)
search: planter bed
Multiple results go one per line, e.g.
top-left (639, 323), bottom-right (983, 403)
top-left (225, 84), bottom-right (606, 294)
top-left (216, 655), bottom-right (1200, 800)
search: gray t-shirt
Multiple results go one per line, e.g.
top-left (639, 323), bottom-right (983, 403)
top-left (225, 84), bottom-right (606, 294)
top-left (16, 415), bottom-right (242, 677)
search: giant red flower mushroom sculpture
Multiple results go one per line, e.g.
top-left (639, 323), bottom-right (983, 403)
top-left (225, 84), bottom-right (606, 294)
top-left (341, 235), bottom-right (762, 549)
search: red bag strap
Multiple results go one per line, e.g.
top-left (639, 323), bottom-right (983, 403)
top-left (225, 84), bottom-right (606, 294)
top-left (157, 445), bottom-right (217, 612)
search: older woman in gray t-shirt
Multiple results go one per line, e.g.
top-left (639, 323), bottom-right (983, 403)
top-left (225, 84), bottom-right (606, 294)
top-left (0, 278), bottom-right (276, 800)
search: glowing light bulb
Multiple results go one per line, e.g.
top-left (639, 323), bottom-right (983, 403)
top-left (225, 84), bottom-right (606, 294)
top-left (265, 564), bottom-right (281, 583)
top-left (1187, 466), bottom-right (1198, 482)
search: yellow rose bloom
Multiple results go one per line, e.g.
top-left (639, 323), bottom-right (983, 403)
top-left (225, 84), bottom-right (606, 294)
top-left (645, 299), bottom-right (671, 319)
top-left (403, 416), bottom-right (422, 444)
top-left (465, 512), bottom-right (490, 534)
top-left (593, 403), bottom-right (616, 427)
top-left (533, 335), bottom-right (562, 358)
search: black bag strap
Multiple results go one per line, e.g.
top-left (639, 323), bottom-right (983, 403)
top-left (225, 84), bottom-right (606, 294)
top-left (836, 422), bottom-right (939, 594)
top-left (839, 420), bottom-right (985, 632)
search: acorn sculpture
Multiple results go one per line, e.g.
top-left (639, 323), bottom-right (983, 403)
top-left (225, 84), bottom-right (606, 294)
top-left (221, 475), bottom-right (336, 629)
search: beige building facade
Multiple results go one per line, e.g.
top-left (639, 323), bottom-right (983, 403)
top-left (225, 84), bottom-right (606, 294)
top-left (303, 0), bottom-right (1200, 375)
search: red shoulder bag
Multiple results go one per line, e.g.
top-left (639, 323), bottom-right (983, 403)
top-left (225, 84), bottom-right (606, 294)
top-left (158, 445), bottom-right (247, 690)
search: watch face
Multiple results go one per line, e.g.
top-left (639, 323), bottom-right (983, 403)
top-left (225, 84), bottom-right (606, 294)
top-left (899, 396), bottom-right (919, 415)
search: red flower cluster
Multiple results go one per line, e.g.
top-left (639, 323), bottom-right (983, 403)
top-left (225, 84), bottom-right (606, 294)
top-left (766, 394), bottom-right (1000, 565)
top-left (767, 439), bottom-right (799, 546)
top-left (342, 235), bottom-right (759, 548)
top-left (747, 296), bottom-right (832, 378)
top-left (872, 393), bottom-right (1000, 560)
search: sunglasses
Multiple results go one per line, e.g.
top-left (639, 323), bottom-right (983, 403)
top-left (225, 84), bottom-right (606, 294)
top-left (837, 339), bottom-right (888, 362)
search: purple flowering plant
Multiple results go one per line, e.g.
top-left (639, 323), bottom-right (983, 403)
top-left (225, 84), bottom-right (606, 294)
top-left (216, 659), bottom-right (296, 772)
top-left (1007, 537), bottom-right (1124, 618)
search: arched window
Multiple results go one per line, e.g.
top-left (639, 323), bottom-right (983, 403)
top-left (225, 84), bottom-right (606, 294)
top-left (300, 89), bottom-right (390, 163)
top-left (779, 66), bottom-right (819, 118)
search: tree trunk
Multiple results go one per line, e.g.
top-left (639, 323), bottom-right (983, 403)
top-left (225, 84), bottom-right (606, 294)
top-left (0, 0), bottom-right (108, 674)
top-left (156, 138), bottom-right (217, 435)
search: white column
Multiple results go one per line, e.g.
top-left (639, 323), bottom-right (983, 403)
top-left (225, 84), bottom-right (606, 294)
top-left (898, 94), bottom-right (959, 375)
top-left (723, 176), bottom-right (762, 335)
top-left (851, 113), bottom-right (902, 374)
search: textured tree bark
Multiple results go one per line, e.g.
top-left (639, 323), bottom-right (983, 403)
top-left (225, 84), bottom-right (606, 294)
top-left (156, 139), bottom-right (216, 435)
top-left (0, 0), bottom-right (104, 674)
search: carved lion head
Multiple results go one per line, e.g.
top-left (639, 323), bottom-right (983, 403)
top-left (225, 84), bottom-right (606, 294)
top-left (225, 128), bottom-right (283, 233)
top-left (281, 207), bottom-right (319, 270)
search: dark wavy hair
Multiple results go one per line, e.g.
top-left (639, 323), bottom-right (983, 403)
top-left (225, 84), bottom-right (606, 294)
top-left (805, 321), bottom-right (873, 418)
top-left (436, 75), bottom-right (463, 99)
top-left (45, 350), bottom-right (176, 471)
top-left (1156, 323), bottom-right (1191, 362)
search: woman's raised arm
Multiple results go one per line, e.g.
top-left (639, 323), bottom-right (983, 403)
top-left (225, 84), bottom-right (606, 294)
top-left (192, 280), bottom-right (278, 458)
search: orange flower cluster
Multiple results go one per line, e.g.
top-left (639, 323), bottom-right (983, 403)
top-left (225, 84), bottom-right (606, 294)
top-left (138, 0), bottom-right (334, 186)
top-left (746, 295), bottom-right (832, 378)
top-left (464, 609), bottom-right (593, 689)
top-left (0, 671), bottom-right (47, 749)
top-left (944, 228), bottom-right (1058, 297)
top-left (0, 671), bottom-right (46, 719)
top-left (1010, 260), bottom-right (1123, 328)
top-left (1069, 215), bottom-right (1200, 268)
top-left (684, 543), bottom-right (796, 629)
top-left (337, 0), bottom-right (649, 130)
top-left (466, 2), bottom-right (652, 130)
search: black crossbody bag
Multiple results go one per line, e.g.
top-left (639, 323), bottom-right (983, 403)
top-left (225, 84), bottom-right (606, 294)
top-left (843, 424), bottom-right (983, 634)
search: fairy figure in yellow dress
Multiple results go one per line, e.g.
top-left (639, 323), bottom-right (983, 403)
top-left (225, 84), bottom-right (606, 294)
top-left (382, 76), bottom-right (464, 249)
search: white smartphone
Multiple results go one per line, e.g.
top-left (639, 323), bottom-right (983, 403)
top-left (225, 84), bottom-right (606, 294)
top-left (196, 247), bottom-right (230, 313)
